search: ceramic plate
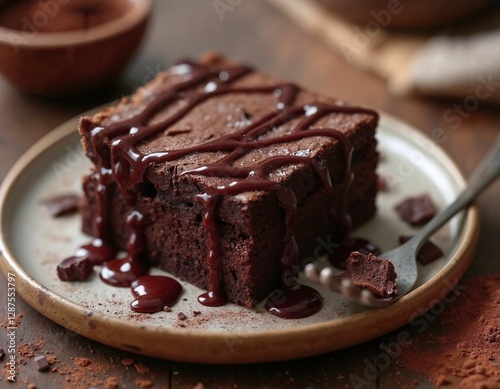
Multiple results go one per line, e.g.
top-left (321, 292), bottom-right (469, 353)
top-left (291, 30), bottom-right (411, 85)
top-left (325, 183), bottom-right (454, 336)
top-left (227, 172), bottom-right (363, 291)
top-left (0, 110), bottom-right (479, 363)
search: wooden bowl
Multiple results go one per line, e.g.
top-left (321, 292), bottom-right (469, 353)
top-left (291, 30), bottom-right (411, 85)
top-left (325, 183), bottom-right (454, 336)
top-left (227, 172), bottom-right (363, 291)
top-left (317, 0), bottom-right (496, 30)
top-left (0, 0), bottom-right (151, 96)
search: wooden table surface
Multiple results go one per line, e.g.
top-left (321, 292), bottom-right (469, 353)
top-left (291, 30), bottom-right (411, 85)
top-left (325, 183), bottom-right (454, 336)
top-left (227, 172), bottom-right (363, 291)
top-left (1, 2), bottom-right (499, 388)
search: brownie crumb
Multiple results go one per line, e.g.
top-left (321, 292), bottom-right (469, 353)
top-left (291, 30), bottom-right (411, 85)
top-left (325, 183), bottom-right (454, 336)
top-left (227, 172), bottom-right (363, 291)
top-left (339, 252), bottom-right (398, 299)
top-left (40, 193), bottom-right (80, 217)
top-left (121, 358), bottom-right (135, 366)
top-left (134, 362), bottom-right (150, 374)
top-left (0, 347), bottom-right (4, 362)
top-left (162, 306), bottom-right (171, 312)
top-left (134, 378), bottom-right (154, 388)
top-left (34, 355), bottom-right (49, 371)
top-left (394, 193), bottom-right (436, 226)
top-left (57, 255), bottom-right (93, 281)
top-left (399, 235), bottom-right (444, 265)
top-left (193, 311), bottom-right (202, 316)
top-left (27, 384), bottom-right (36, 389)
top-left (177, 312), bottom-right (187, 321)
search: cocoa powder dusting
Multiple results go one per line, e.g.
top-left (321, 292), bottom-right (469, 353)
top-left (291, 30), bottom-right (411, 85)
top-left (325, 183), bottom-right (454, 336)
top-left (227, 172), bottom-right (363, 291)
top-left (134, 362), bottom-right (150, 374)
top-left (1, 313), bottom-right (23, 328)
top-left (134, 377), bottom-right (154, 388)
top-left (398, 274), bottom-right (500, 388)
top-left (104, 376), bottom-right (119, 389)
top-left (121, 357), bottom-right (135, 366)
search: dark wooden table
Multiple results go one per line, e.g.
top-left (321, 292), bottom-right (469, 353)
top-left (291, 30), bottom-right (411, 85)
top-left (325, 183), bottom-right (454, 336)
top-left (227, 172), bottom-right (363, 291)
top-left (1, 2), bottom-right (499, 388)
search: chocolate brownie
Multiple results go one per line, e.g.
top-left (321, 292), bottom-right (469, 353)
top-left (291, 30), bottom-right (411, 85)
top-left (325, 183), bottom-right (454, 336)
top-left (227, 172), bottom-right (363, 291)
top-left (339, 252), bottom-right (398, 299)
top-left (78, 53), bottom-right (379, 308)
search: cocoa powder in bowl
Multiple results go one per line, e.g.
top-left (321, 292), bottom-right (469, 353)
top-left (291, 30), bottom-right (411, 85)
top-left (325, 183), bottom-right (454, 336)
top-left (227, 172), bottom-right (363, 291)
top-left (397, 274), bottom-right (500, 388)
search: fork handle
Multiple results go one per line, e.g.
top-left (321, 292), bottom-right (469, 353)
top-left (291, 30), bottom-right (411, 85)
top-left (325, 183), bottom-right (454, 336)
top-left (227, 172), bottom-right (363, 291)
top-left (411, 134), bottom-right (500, 249)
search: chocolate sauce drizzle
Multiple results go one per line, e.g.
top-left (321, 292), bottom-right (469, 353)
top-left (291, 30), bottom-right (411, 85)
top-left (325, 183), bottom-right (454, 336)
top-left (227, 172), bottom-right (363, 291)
top-left (86, 59), bottom-right (376, 318)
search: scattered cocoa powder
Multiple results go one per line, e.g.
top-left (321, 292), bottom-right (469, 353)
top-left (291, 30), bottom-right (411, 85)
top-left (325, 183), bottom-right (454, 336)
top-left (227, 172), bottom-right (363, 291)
top-left (104, 376), bottom-right (119, 389)
top-left (121, 358), bottom-right (135, 366)
top-left (50, 355), bottom-right (110, 388)
top-left (74, 357), bottom-right (92, 368)
top-left (134, 377), bottom-right (154, 388)
top-left (1, 313), bottom-right (23, 328)
top-left (46, 355), bottom-right (58, 365)
top-left (134, 362), bottom-right (150, 374)
top-left (18, 343), bottom-right (35, 358)
top-left (397, 274), bottom-right (500, 388)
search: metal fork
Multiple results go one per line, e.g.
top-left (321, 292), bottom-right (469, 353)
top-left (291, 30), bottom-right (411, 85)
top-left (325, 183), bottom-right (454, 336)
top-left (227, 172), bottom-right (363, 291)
top-left (305, 134), bottom-right (500, 308)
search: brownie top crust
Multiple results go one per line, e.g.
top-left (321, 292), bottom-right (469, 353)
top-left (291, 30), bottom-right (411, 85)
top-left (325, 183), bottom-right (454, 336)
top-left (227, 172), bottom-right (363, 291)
top-left (79, 54), bottom-right (378, 204)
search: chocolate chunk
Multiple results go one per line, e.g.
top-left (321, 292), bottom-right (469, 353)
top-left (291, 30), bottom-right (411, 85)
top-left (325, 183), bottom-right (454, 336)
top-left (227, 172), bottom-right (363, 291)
top-left (57, 256), bottom-right (93, 281)
top-left (40, 193), bottom-right (80, 217)
top-left (399, 235), bottom-right (444, 265)
top-left (177, 312), bottom-right (187, 321)
top-left (34, 355), bottom-right (49, 371)
top-left (338, 252), bottom-right (398, 299)
top-left (394, 193), bottom-right (436, 226)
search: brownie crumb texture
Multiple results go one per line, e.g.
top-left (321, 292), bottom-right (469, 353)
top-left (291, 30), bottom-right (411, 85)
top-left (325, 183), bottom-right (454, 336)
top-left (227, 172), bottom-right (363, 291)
top-left (339, 251), bottom-right (398, 299)
top-left (78, 55), bottom-right (379, 309)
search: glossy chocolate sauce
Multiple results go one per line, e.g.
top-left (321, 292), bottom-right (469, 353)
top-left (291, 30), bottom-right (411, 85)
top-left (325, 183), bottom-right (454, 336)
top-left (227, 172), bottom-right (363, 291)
top-left (131, 275), bottom-right (183, 313)
top-left (76, 239), bottom-right (117, 265)
top-left (86, 59), bottom-right (376, 318)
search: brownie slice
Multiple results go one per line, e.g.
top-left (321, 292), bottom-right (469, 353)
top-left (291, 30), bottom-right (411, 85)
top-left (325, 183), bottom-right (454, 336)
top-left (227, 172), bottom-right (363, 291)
top-left (79, 53), bottom-right (379, 307)
top-left (339, 252), bottom-right (398, 299)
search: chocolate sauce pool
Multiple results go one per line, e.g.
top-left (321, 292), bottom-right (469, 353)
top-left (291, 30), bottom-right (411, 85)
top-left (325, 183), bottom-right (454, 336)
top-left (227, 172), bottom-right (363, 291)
top-left (77, 60), bottom-right (377, 318)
